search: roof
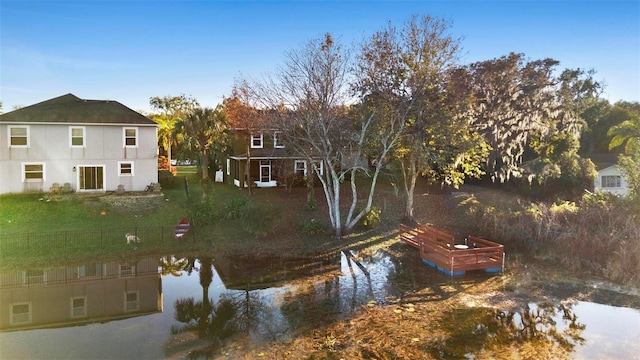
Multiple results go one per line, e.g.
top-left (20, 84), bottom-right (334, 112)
top-left (0, 93), bottom-right (156, 126)
top-left (587, 153), bottom-right (620, 171)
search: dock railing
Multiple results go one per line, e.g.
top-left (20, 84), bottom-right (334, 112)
top-left (399, 223), bottom-right (505, 275)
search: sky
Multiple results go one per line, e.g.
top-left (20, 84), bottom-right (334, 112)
top-left (1, 0), bottom-right (639, 114)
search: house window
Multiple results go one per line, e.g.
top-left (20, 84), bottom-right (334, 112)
top-left (124, 291), bottom-right (139, 311)
top-left (26, 269), bottom-right (45, 285)
top-left (251, 133), bottom-right (263, 148)
top-left (295, 160), bottom-right (307, 176)
top-left (79, 264), bottom-right (102, 278)
top-left (9, 126), bottom-right (29, 147)
top-left (22, 163), bottom-right (45, 182)
top-left (119, 162), bottom-right (134, 176)
top-left (602, 175), bottom-right (621, 188)
top-left (71, 297), bottom-right (87, 318)
top-left (123, 127), bottom-right (138, 147)
top-left (274, 131), bottom-right (285, 148)
top-left (312, 160), bottom-right (324, 176)
top-left (69, 126), bottom-right (85, 147)
top-left (120, 264), bottom-right (135, 277)
top-left (78, 166), bottom-right (104, 191)
top-left (10, 303), bottom-right (32, 325)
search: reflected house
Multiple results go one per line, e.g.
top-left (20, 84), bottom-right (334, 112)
top-left (214, 253), bottom-right (341, 290)
top-left (0, 258), bottom-right (161, 332)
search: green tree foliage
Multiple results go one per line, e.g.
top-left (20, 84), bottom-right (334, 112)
top-left (466, 53), bottom-right (561, 182)
top-left (174, 105), bottom-right (228, 181)
top-left (609, 111), bottom-right (640, 199)
top-left (149, 94), bottom-right (200, 169)
top-left (354, 15), bottom-right (488, 224)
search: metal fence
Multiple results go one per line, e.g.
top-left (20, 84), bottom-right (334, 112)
top-left (0, 226), bottom-right (198, 256)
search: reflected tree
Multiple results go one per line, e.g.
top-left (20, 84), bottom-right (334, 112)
top-left (427, 303), bottom-right (585, 359)
top-left (170, 258), bottom-right (239, 357)
top-left (159, 256), bottom-right (189, 277)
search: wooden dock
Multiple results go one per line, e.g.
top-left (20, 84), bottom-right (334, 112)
top-left (399, 223), bottom-right (504, 276)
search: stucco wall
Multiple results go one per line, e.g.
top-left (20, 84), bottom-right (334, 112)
top-left (0, 124), bottom-right (157, 194)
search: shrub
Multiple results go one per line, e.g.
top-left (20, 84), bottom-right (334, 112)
top-left (298, 218), bottom-right (326, 235)
top-left (190, 199), bottom-right (218, 225)
top-left (222, 197), bottom-right (249, 219)
top-left (360, 206), bottom-right (382, 228)
top-left (240, 202), bottom-right (282, 237)
top-left (158, 170), bottom-right (179, 189)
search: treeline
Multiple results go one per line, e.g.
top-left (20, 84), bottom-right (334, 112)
top-left (146, 14), bottom-right (640, 237)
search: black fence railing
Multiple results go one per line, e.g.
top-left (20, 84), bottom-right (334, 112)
top-left (0, 226), bottom-right (198, 256)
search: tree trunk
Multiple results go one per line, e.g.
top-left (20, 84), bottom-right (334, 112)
top-left (401, 156), bottom-right (419, 225)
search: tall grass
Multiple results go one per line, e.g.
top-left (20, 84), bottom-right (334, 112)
top-left (462, 191), bottom-right (640, 287)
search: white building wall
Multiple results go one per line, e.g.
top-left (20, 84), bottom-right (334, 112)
top-left (0, 124), bottom-right (157, 194)
top-left (594, 165), bottom-right (630, 197)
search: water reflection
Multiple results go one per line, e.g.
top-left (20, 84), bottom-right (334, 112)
top-left (0, 258), bottom-right (161, 332)
top-left (428, 303), bottom-right (586, 359)
top-left (0, 248), bottom-right (638, 359)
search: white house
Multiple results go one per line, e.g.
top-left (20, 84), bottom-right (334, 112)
top-left (591, 154), bottom-right (630, 196)
top-left (0, 94), bottom-right (158, 194)
top-left (594, 164), bottom-right (630, 197)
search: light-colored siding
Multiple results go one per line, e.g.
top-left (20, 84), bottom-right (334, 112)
top-left (594, 165), bottom-right (629, 196)
top-left (0, 124), bottom-right (157, 194)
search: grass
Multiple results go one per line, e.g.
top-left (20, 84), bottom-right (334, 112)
top-left (0, 170), bottom-right (355, 270)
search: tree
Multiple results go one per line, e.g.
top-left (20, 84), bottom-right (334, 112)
top-left (174, 105), bottom-right (228, 181)
top-left (526, 68), bottom-right (601, 199)
top-left (466, 53), bottom-right (561, 182)
top-left (609, 111), bottom-right (640, 199)
top-left (222, 81), bottom-right (266, 195)
top-left (149, 94), bottom-right (200, 172)
top-left (355, 15), bottom-right (487, 224)
top-left (246, 33), bottom-right (405, 236)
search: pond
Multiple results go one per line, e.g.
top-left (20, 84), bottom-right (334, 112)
top-left (1, 248), bottom-right (638, 359)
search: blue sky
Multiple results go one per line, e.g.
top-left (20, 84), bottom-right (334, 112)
top-left (1, 1), bottom-right (638, 113)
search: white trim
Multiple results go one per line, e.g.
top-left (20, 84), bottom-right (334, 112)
top-left (10, 302), bottom-right (32, 325)
top-left (77, 165), bottom-right (106, 192)
top-left (70, 296), bottom-right (87, 318)
top-left (22, 162), bottom-right (45, 182)
top-left (123, 127), bottom-right (138, 148)
top-left (124, 291), bottom-right (139, 312)
top-left (119, 263), bottom-right (135, 277)
top-left (273, 131), bottom-right (285, 148)
top-left (8, 125), bottom-right (30, 148)
top-left (69, 126), bottom-right (86, 148)
top-left (251, 132), bottom-right (263, 149)
top-left (226, 158), bottom-right (231, 176)
top-left (295, 160), bottom-right (307, 176)
top-left (118, 161), bottom-right (134, 176)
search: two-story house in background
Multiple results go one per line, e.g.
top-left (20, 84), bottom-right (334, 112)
top-left (0, 94), bottom-right (158, 194)
top-left (225, 128), bottom-right (323, 188)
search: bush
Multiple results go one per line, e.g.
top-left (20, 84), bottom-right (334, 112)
top-left (158, 170), bottom-right (179, 189)
top-left (190, 199), bottom-right (218, 225)
top-left (240, 202), bottom-right (282, 237)
top-left (360, 206), bottom-right (382, 228)
top-left (298, 218), bottom-right (326, 235)
top-left (222, 197), bottom-right (249, 219)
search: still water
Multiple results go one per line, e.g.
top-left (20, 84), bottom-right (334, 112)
top-left (1, 249), bottom-right (638, 359)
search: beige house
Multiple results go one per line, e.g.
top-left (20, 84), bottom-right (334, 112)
top-left (0, 94), bottom-right (158, 194)
top-left (0, 258), bottom-right (161, 331)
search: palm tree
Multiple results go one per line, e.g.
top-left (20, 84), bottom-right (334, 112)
top-left (608, 113), bottom-right (640, 154)
top-left (159, 256), bottom-right (189, 277)
top-left (153, 114), bottom-right (176, 171)
top-left (174, 105), bottom-right (228, 180)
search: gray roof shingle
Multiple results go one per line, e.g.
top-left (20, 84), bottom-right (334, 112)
top-left (0, 93), bottom-right (155, 125)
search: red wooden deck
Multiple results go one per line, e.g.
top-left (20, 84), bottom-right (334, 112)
top-left (399, 223), bottom-right (504, 276)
